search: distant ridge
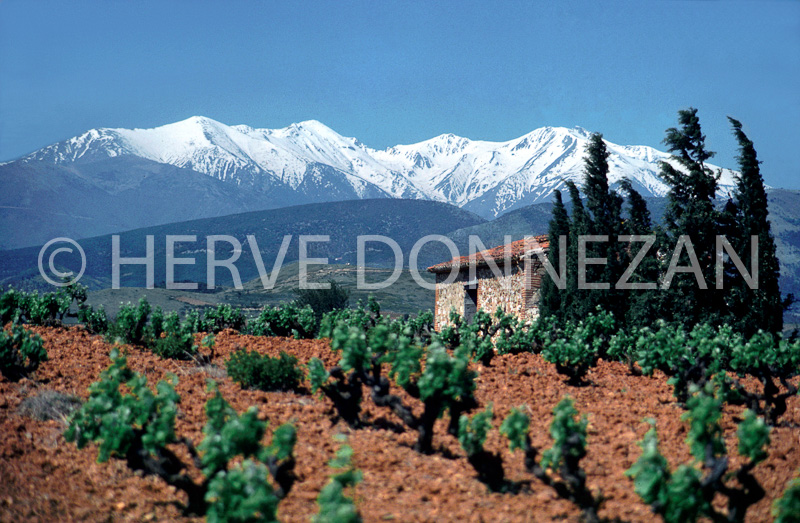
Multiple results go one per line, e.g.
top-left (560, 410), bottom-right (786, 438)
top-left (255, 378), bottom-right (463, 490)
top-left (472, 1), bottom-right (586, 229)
top-left (0, 198), bottom-right (485, 289)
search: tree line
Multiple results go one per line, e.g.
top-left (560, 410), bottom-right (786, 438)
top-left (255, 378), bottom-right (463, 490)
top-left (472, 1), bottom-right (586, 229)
top-left (540, 108), bottom-right (788, 336)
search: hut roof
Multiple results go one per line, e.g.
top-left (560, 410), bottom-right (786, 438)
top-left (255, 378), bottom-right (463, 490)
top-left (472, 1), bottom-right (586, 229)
top-left (426, 235), bottom-right (550, 274)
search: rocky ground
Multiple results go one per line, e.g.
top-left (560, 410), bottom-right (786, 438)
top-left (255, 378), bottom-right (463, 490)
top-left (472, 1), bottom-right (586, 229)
top-left (1, 326), bottom-right (798, 522)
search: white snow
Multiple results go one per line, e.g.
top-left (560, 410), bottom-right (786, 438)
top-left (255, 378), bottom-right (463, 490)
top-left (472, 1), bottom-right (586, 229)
top-left (21, 116), bottom-right (740, 217)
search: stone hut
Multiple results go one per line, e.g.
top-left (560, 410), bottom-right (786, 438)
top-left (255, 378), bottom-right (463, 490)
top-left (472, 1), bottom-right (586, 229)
top-left (426, 235), bottom-right (550, 330)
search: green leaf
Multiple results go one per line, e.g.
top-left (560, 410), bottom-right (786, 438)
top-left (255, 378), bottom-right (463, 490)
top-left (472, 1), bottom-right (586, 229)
top-left (265, 423), bottom-right (297, 462)
top-left (500, 406), bottom-right (530, 452)
top-left (315, 439), bottom-right (362, 523)
top-left (458, 403), bottom-right (493, 457)
top-left (774, 473), bottom-right (800, 523)
top-left (332, 325), bottom-right (371, 374)
top-left (540, 397), bottom-right (587, 472)
top-left (625, 420), bottom-right (670, 506)
top-left (737, 409), bottom-right (770, 465)
top-left (205, 460), bottom-right (279, 523)
top-left (308, 358), bottom-right (330, 395)
top-left (199, 390), bottom-right (266, 478)
top-left (682, 386), bottom-right (725, 462)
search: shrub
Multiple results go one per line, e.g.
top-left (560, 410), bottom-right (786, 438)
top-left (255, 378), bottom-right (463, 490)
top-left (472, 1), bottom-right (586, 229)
top-left (65, 352), bottom-right (296, 517)
top-left (526, 315), bottom-right (559, 353)
top-left (0, 289), bottom-right (23, 325)
top-left (633, 320), bottom-right (687, 376)
top-left (439, 308), bottom-right (539, 366)
top-left (726, 330), bottom-right (800, 424)
top-left (317, 296), bottom-right (381, 339)
top-left (460, 309), bottom-right (497, 365)
top-left (153, 333), bottom-right (196, 360)
top-left (226, 349), bottom-right (304, 392)
top-left (151, 311), bottom-right (196, 360)
top-left (310, 320), bottom-right (478, 453)
top-left (436, 309), bottom-right (464, 349)
top-left (251, 304), bottom-right (317, 339)
top-left (637, 322), bottom-right (736, 405)
top-left (1, 284), bottom-right (89, 327)
top-left (500, 398), bottom-right (601, 523)
top-left (458, 403), bottom-right (506, 491)
top-left (107, 298), bottom-right (153, 346)
top-left (540, 398), bottom-right (589, 473)
top-left (387, 310), bottom-right (434, 342)
top-left (77, 304), bottom-right (109, 334)
top-left (458, 403), bottom-right (493, 457)
top-left (541, 333), bottom-right (597, 385)
top-left (294, 280), bottom-right (350, 320)
top-left (630, 321), bottom-right (800, 423)
top-left (203, 304), bottom-right (247, 333)
top-left (20, 291), bottom-right (69, 326)
top-left (104, 300), bottom-right (197, 359)
top-left (205, 459), bottom-right (279, 523)
top-left (774, 472), bottom-right (800, 523)
top-left (414, 342), bottom-right (478, 450)
top-left (626, 384), bottom-right (770, 522)
top-left (307, 325), bottom-right (369, 427)
top-left (0, 324), bottom-right (47, 378)
top-left (541, 309), bottom-right (614, 385)
top-left (313, 437), bottom-right (362, 523)
top-left (183, 308), bottom-right (212, 334)
top-left (607, 329), bottom-right (639, 374)
top-left (318, 296), bottom-right (386, 338)
top-left (493, 309), bottom-right (539, 355)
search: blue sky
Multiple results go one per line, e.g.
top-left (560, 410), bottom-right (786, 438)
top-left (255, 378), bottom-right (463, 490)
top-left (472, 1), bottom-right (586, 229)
top-left (1, 1), bottom-right (799, 188)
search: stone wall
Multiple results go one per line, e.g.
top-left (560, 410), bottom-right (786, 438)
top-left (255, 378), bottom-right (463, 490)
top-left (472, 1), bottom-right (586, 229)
top-left (433, 257), bottom-right (546, 329)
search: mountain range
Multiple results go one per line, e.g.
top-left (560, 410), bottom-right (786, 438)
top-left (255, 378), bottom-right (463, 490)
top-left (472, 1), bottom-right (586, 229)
top-left (0, 116), bottom-right (739, 250)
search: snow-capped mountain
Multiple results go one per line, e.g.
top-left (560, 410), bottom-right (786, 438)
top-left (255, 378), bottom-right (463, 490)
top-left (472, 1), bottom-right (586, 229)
top-left (17, 116), bottom-right (737, 218)
top-left (0, 116), bottom-right (740, 250)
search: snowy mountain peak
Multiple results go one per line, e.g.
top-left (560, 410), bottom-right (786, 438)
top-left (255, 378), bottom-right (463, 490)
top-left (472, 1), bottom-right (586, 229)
top-left (157, 115), bottom-right (229, 137)
top-left (569, 125), bottom-right (592, 137)
top-left (180, 115), bottom-right (219, 125)
top-left (293, 119), bottom-right (331, 131)
top-left (15, 117), bottom-right (739, 218)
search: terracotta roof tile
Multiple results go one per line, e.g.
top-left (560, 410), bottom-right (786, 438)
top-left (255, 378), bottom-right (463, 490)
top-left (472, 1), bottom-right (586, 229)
top-left (426, 235), bottom-right (550, 273)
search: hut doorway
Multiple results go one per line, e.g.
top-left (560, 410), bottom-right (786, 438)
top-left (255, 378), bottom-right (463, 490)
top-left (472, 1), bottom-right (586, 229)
top-left (464, 283), bottom-right (478, 323)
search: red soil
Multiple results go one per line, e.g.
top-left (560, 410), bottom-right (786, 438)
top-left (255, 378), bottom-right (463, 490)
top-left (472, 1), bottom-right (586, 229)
top-left (1, 326), bottom-right (798, 522)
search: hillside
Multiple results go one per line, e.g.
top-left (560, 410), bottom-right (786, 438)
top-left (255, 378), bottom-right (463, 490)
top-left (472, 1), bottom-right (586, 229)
top-left (83, 262), bottom-right (434, 317)
top-left (0, 157), bottom-right (288, 251)
top-left (0, 198), bottom-right (483, 290)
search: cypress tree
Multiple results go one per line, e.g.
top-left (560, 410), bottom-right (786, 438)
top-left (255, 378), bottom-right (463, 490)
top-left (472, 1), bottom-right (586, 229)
top-left (620, 179), bottom-right (652, 235)
top-left (659, 108), bottom-right (720, 327)
top-left (540, 189), bottom-right (570, 320)
top-left (583, 133), bottom-right (623, 236)
top-left (716, 197), bottom-right (746, 329)
top-left (566, 181), bottom-right (590, 321)
top-left (727, 117), bottom-right (786, 335)
top-left (582, 133), bottom-right (625, 321)
top-left (619, 179), bottom-right (660, 327)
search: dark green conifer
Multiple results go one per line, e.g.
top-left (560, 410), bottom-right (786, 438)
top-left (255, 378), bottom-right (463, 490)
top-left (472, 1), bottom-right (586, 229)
top-left (566, 181), bottom-right (590, 322)
top-left (582, 133), bottom-right (625, 321)
top-left (540, 190), bottom-right (570, 319)
top-left (618, 180), bottom-right (660, 327)
top-left (726, 117), bottom-right (787, 335)
top-left (659, 108), bottom-right (720, 327)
